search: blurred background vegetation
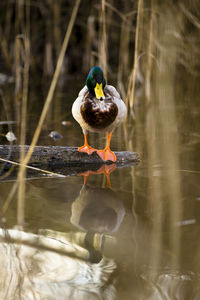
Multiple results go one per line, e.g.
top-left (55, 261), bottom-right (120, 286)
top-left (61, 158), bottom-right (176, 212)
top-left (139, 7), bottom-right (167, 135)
top-left (0, 0), bottom-right (200, 173)
top-left (0, 0), bottom-right (200, 125)
top-left (0, 2), bottom-right (200, 298)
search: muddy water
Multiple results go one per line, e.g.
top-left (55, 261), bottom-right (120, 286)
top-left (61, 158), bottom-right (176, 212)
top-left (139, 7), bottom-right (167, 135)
top-left (0, 77), bottom-right (200, 299)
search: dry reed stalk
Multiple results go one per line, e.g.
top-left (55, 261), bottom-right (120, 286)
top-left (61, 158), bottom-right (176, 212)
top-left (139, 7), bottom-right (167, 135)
top-left (5, 2), bottom-right (12, 39)
top-left (178, 169), bottom-right (200, 174)
top-left (2, 183), bottom-right (18, 215)
top-left (179, 3), bottom-right (200, 29)
top-left (104, 0), bottom-right (113, 35)
top-left (117, 17), bottom-right (131, 100)
top-left (14, 36), bottom-right (23, 126)
top-left (145, 0), bottom-right (155, 101)
top-left (17, 0), bottom-right (30, 226)
top-left (44, 42), bottom-right (54, 76)
top-left (0, 90), bottom-right (15, 180)
top-left (146, 3), bottom-right (182, 269)
top-left (53, 0), bottom-right (62, 58)
top-left (15, 0), bottom-right (24, 32)
top-left (84, 15), bottom-right (96, 71)
top-left (0, 90), bottom-right (13, 134)
top-left (0, 26), bottom-right (11, 67)
top-left (156, 9), bottom-right (182, 269)
top-left (14, 0), bottom-right (26, 147)
top-left (44, 1), bottom-right (54, 76)
top-left (0, 158), bottom-right (66, 178)
top-left (126, 0), bottom-right (143, 114)
top-left (102, 0), bottom-right (107, 79)
top-left (146, 79), bottom-right (163, 280)
top-left (98, 0), bottom-right (107, 81)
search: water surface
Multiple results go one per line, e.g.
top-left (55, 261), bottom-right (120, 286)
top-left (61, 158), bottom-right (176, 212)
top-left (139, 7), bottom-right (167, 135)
top-left (0, 76), bottom-right (200, 299)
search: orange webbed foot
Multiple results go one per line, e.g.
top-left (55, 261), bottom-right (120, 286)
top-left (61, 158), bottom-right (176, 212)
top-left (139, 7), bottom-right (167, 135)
top-left (78, 145), bottom-right (97, 155)
top-left (78, 133), bottom-right (97, 155)
top-left (96, 132), bottom-right (116, 162)
top-left (97, 149), bottom-right (117, 162)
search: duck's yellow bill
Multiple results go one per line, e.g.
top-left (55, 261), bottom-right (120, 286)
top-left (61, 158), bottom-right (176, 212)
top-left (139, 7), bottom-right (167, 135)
top-left (94, 83), bottom-right (105, 100)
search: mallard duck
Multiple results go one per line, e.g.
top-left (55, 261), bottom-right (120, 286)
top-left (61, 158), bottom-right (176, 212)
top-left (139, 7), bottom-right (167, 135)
top-left (72, 66), bottom-right (127, 162)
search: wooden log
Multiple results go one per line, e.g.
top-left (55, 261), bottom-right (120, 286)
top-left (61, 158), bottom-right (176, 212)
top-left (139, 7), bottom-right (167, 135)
top-left (0, 145), bottom-right (140, 166)
top-left (0, 145), bottom-right (140, 179)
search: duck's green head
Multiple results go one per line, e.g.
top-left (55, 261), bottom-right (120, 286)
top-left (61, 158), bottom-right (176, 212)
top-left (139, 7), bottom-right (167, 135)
top-left (86, 66), bottom-right (106, 100)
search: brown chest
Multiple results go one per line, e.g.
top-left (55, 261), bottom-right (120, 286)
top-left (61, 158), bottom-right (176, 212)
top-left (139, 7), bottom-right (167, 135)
top-left (81, 97), bottom-right (118, 129)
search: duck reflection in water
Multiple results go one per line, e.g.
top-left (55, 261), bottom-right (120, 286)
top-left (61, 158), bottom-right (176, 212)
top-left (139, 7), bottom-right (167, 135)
top-left (71, 163), bottom-right (125, 236)
top-left (70, 163), bottom-right (125, 277)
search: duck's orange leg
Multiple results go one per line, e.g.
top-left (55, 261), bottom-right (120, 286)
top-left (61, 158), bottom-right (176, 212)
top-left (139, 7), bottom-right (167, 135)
top-left (78, 134), bottom-right (97, 155)
top-left (97, 133), bottom-right (117, 162)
